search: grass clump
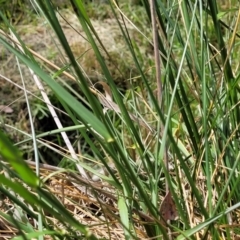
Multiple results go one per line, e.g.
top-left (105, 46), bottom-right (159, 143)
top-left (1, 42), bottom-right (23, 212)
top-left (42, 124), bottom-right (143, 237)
top-left (0, 0), bottom-right (240, 239)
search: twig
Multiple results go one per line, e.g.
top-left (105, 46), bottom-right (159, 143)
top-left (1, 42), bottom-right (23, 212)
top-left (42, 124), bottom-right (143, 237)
top-left (150, 1), bottom-right (171, 239)
top-left (150, 0), bottom-right (169, 189)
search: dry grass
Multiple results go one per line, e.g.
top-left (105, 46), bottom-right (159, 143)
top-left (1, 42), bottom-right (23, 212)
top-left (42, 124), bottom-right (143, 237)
top-left (0, 161), bottom-right (150, 239)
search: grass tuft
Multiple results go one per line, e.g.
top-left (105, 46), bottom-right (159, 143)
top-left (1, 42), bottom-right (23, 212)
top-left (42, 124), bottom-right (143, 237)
top-left (0, 0), bottom-right (239, 239)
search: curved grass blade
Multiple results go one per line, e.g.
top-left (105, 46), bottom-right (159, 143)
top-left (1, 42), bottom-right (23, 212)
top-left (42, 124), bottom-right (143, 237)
top-left (0, 130), bottom-right (39, 187)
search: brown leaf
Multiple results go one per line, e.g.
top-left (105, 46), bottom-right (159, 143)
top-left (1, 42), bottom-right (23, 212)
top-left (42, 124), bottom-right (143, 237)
top-left (159, 191), bottom-right (178, 222)
top-left (0, 105), bottom-right (13, 113)
top-left (92, 82), bottom-right (155, 133)
top-left (96, 81), bottom-right (112, 101)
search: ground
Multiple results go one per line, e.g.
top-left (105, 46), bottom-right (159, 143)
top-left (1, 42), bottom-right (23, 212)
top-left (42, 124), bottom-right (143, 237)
top-left (0, 2), bottom-right (153, 161)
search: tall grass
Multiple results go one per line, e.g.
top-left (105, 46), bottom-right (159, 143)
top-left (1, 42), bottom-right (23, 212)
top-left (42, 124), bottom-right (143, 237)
top-left (0, 0), bottom-right (239, 239)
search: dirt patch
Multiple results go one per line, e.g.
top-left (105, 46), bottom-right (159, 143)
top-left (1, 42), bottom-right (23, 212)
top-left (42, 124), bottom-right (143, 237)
top-left (1, 7), bottom-right (152, 94)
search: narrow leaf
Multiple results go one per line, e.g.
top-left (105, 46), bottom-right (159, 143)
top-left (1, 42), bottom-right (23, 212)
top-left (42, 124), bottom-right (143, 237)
top-left (0, 130), bottom-right (39, 187)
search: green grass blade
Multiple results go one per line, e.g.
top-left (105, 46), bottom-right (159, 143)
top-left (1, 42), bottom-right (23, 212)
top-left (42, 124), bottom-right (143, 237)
top-left (0, 36), bottom-right (113, 142)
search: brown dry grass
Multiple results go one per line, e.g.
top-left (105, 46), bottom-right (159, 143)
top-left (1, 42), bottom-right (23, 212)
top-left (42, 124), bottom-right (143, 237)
top-left (0, 161), bottom-right (149, 239)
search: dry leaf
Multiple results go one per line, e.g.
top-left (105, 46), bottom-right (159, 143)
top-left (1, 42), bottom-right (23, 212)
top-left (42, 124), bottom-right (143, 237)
top-left (92, 82), bottom-right (155, 133)
top-left (96, 81), bottom-right (112, 101)
top-left (159, 191), bottom-right (178, 222)
top-left (0, 105), bottom-right (13, 113)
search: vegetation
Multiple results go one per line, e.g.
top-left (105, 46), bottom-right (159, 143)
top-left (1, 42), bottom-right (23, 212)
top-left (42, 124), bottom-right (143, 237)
top-left (0, 0), bottom-right (239, 239)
